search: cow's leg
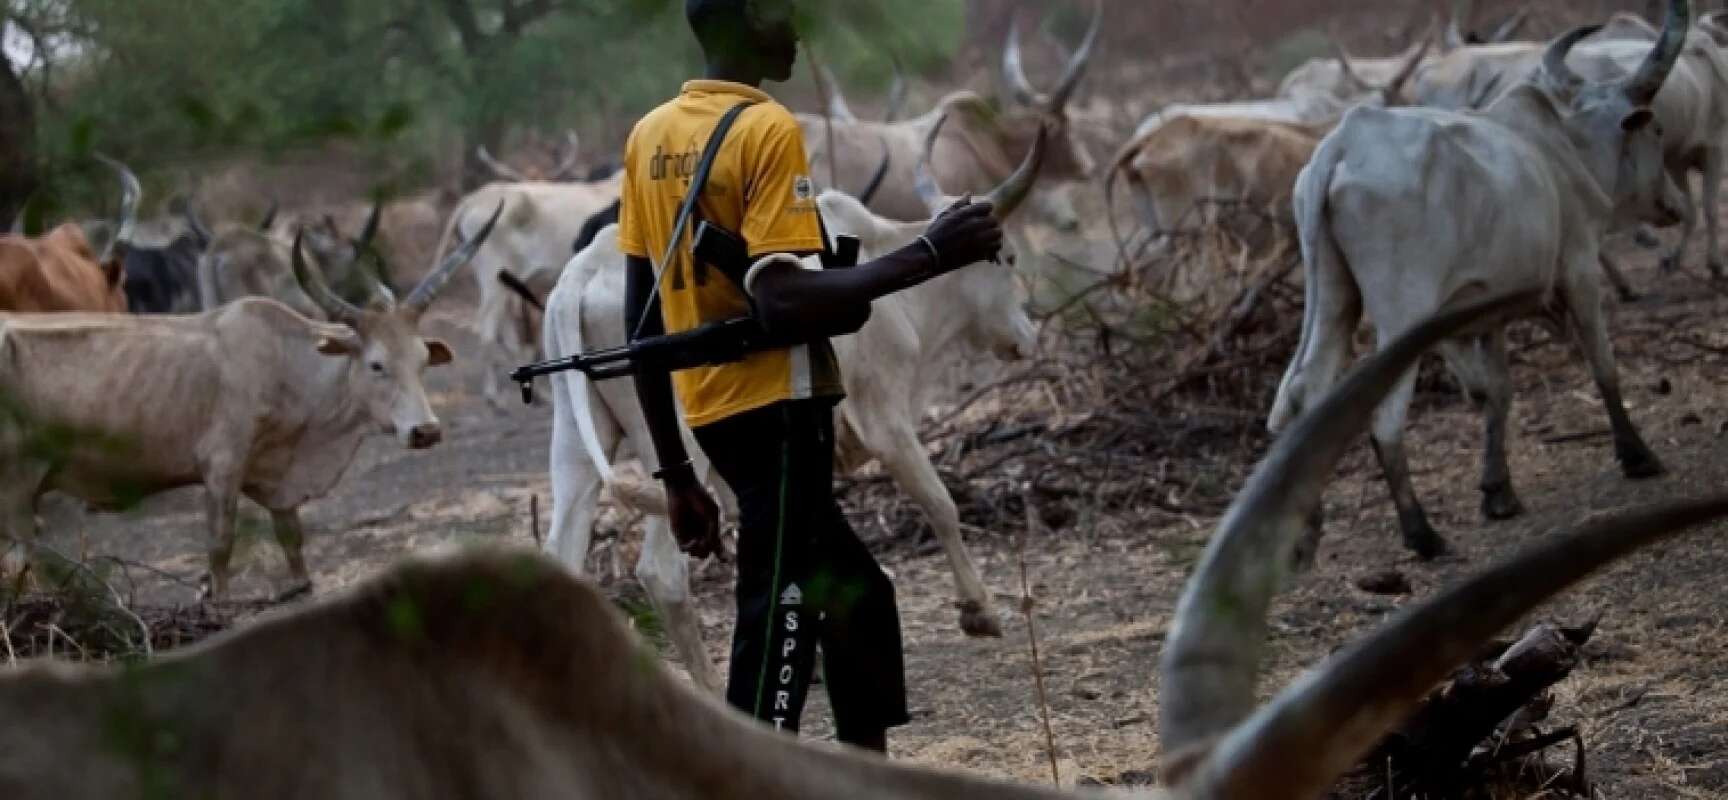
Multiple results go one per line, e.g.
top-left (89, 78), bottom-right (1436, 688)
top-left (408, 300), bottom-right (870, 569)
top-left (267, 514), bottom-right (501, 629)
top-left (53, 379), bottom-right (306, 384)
top-left (1703, 151), bottom-right (1724, 278)
top-left (545, 380), bottom-right (621, 574)
top-left (268, 508), bottom-right (312, 595)
top-left (1660, 165), bottom-right (1696, 273)
top-left (203, 477), bottom-right (242, 600)
top-left (1448, 333), bottom-right (1525, 521)
top-left (635, 514), bottom-right (723, 693)
top-left (1369, 363), bottom-right (1447, 559)
top-left (1565, 274), bottom-right (1664, 478)
top-left (868, 422), bottom-right (1000, 638)
top-left (1599, 254), bottom-right (1640, 303)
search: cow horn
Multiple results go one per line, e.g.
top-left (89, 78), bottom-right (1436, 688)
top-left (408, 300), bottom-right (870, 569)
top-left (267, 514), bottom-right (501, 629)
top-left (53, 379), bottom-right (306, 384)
top-left (1157, 290), bottom-right (1540, 786)
top-left (183, 201), bottom-right (215, 247)
top-left (1001, 19), bottom-right (1042, 108)
top-left (8, 205), bottom-right (24, 236)
top-left (353, 199), bottom-right (383, 258)
top-left (403, 199), bottom-right (503, 315)
top-left (984, 123), bottom-right (1048, 219)
top-left (93, 153), bottom-right (140, 263)
top-left (1382, 30), bottom-right (1435, 103)
top-left (913, 113), bottom-right (950, 215)
top-left (857, 137), bottom-right (891, 208)
top-left (884, 56), bottom-right (909, 123)
top-left (259, 199), bottom-right (279, 232)
top-left (1487, 7), bottom-right (1530, 43)
top-left (1445, 0), bottom-right (1473, 51)
top-left (1623, 0), bottom-right (1691, 106)
top-left (817, 63), bottom-right (858, 123)
top-left (1043, 0), bottom-right (1103, 114)
top-left (476, 145), bottom-right (528, 183)
top-left (291, 228), bottom-right (364, 324)
top-left (1328, 38), bottom-right (1371, 92)
top-left (1541, 24), bottom-right (1601, 93)
top-left (550, 130), bottom-right (583, 181)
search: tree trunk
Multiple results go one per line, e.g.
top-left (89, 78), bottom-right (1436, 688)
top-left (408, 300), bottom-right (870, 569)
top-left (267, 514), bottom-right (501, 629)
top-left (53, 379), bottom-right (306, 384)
top-left (0, 46), bottom-right (38, 228)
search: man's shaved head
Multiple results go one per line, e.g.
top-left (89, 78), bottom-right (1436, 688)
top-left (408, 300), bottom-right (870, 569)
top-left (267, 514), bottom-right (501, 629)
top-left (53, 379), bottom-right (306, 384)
top-left (687, 0), bottom-right (800, 84)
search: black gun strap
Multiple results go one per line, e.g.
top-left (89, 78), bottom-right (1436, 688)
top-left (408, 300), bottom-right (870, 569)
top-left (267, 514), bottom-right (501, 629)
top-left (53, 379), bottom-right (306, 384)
top-left (632, 100), bottom-right (758, 341)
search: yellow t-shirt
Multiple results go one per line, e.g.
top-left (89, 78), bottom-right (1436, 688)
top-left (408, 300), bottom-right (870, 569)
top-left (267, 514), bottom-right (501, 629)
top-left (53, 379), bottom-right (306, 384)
top-left (618, 80), bottom-right (844, 428)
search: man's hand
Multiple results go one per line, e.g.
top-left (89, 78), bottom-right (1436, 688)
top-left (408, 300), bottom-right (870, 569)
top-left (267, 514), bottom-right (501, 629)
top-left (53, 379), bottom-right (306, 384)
top-left (921, 197), bottom-right (1004, 271)
top-left (663, 467), bottom-right (725, 560)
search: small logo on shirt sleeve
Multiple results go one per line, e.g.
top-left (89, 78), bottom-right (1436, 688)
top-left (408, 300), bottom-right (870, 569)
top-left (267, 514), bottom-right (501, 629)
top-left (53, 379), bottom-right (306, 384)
top-left (793, 175), bottom-right (815, 201)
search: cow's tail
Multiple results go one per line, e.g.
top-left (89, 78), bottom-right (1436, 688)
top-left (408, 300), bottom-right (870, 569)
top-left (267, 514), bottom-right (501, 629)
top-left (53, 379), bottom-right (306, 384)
top-left (1269, 135), bottom-right (1344, 434)
top-left (543, 252), bottom-right (613, 484)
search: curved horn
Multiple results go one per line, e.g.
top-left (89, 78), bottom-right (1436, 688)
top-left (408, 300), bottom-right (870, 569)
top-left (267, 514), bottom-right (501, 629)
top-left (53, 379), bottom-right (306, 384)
top-left (1000, 19), bottom-right (1042, 107)
top-left (984, 123), bottom-right (1048, 219)
top-left (1623, 0), bottom-right (1691, 105)
top-left (1445, 0), bottom-right (1473, 51)
top-left (884, 55), bottom-right (909, 123)
top-left (856, 137), bottom-right (892, 208)
top-left (550, 130), bottom-right (583, 181)
top-left (9, 204), bottom-right (25, 236)
top-left (476, 145), bottom-right (528, 182)
top-left (1328, 38), bottom-right (1371, 92)
top-left (1382, 30), bottom-right (1435, 102)
top-left (259, 199), bottom-right (279, 232)
top-left (1487, 7), bottom-right (1530, 43)
top-left (913, 113), bottom-right (950, 215)
top-left (183, 201), bottom-right (214, 247)
top-left (497, 270), bottom-right (544, 311)
top-left (1043, 0), bottom-right (1103, 114)
top-left (92, 153), bottom-right (140, 263)
top-left (290, 228), bottom-right (364, 324)
top-left (353, 199), bottom-right (383, 256)
top-left (404, 199), bottom-right (503, 315)
top-left (1541, 24), bottom-right (1601, 93)
top-left (817, 63), bottom-right (858, 123)
top-left (1157, 290), bottom-right (1541, 789)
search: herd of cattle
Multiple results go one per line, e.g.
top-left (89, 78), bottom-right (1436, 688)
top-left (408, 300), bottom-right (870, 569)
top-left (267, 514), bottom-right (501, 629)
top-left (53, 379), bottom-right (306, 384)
top-left (7, 1), bottom-right (1728, 795)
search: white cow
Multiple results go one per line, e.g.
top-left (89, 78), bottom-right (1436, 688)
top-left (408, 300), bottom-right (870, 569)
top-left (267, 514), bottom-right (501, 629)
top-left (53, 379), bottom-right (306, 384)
top-left (1270, 4), bottom-right (1690, 560)
top-left (539, 121), bottom-right (1047, 690)
top-left (434, 174), bottom-right (623, 406)
top-left (9, 293), bottom-right (1727, 800)
top-left (0, 207), bottom-right (500, 598)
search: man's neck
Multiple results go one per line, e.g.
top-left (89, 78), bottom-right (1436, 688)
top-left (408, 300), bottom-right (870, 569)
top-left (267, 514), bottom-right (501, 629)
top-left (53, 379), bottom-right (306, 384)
top-left (704, 60), bottom-right (764, 88)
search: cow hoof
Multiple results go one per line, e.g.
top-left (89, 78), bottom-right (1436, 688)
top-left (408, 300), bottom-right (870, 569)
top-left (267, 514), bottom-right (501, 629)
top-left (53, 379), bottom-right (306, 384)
top-left (957, 601), bottom-right (1003, 638)
top-left (1634, 228), bottom-right (1662, 249)
top-left (1618, 446), bottom-right (1666, 480)
top-left (1480, 484), bottom-right (1526, 521)
top-left (1401, 520), bottom-right (1449, 561)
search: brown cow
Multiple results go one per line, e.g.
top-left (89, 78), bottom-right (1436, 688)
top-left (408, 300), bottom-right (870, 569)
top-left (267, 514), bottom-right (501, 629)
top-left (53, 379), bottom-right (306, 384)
top-left (0, 158), bottom-right (139, 313)
top-left (5, 293), bottom-right (1727, 800)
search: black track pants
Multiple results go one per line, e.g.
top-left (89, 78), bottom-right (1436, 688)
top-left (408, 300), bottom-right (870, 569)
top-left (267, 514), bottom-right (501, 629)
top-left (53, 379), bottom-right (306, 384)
top-left (694, 399), bottom-right (910, 739)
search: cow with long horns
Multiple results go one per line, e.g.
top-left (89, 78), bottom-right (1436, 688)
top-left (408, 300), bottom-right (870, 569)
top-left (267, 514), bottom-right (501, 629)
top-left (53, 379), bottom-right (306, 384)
top-left (0, 156), bottom-right (138, 313)
top-left (796, 0), bottom-right (1100, 228)
top-left (11, 290), bottom-right (1728, 799)
top-left (197, 200), bottom-right (390, 318)
top-left (1271, 1), bottom-right (1692, 560)
top-left (0, 203), bottom-right (502, 598)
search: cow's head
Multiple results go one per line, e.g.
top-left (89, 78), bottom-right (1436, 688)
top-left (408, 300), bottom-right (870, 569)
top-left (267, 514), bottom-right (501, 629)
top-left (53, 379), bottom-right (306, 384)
top-left (908, 113), bottom-right (1048, 361)
top-left (996, 0), bottom-right (1101, 183)
top-left (1536, 0), bottom-right (1689, 231)
top-left (291, 201), bottom-right (503, 450)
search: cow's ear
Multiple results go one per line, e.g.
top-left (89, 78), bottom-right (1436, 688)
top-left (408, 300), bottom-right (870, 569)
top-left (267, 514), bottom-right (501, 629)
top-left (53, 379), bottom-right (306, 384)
top-left (316, 334), bottom-right (361, 356)
top-left (425, 338), bottom-right (454, 367)
top-left (1622, 109), bottom-right (1656, 132)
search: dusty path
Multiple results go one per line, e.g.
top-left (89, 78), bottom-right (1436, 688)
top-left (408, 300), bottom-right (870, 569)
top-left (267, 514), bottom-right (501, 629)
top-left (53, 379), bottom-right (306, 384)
top-left (46, 247), bottom-right (1728, 798)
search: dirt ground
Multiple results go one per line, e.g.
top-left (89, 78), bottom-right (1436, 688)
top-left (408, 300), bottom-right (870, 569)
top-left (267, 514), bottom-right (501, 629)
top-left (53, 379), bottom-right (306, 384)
top-left (16, 216), bottom-right (1723, 799)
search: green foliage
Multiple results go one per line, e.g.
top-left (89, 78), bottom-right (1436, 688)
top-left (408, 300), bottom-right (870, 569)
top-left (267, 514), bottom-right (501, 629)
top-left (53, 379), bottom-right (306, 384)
top-left (13, 0), bottom-right (964, 194)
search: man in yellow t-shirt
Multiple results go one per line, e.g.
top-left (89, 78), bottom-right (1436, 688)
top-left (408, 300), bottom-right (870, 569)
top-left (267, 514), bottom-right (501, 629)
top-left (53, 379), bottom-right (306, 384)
top-left (618, 0), bottom-right (1006, 753)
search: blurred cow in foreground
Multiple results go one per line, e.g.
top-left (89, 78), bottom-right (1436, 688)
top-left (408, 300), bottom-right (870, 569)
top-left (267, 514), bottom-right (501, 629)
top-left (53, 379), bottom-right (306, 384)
top-left (0, 157), bottom-right (138, 313)
top-left (1271, 1), bottom-right (1690, 560)
top-left (537, 119), bottom-right (1046, 689)
top-left (0, 204), bottom-right (500, 598)
top-left (7, 292), bottom-right (1728, 800)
